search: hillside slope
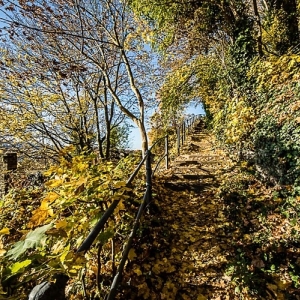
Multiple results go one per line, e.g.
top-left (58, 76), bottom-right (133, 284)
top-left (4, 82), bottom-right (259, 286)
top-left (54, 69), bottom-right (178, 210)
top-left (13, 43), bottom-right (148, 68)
top-left (120, 121), bottom-right (300, 300)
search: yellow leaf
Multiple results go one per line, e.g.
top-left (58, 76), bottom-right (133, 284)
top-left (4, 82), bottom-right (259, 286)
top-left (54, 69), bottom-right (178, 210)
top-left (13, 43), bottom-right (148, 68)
top-left (133, 266), bottom-right (142, 276)
top-left (152, 263), bottom-right (161, 274)
top-left (115, 200), bottom-right (125, 215)
top-left (0, 228), bottom-right (10, 235)
top-left (266, 283), bottom-right (278, 293)
top-left (166, 264), bottom-right (176, 273)
top-left (40, 199), bottom-right (50, 210)
top-left (60, 244), bottom-right (70, 263)
top-left (29, 209), bottom-right (49, 228)
top-left (56, 219), bottom-right (68, 229)
top-left (10, 259), bottom-right (32, 274)
top-left (0, 249), bottom-right (6, 256)
top-left (274, 278), bottom-right (292, 290)
top-left (114, 181), bottom-right (126, 188)
top-left (43, 192), bottom-right (59, 203)
top-left (197, 295), bottom-right (207, 300)
top-left (137, 282), bottom-right (150, 299)
top-left (77, 162), bottom-right (88, 171)
top-left (46, 179), bottom-right (63, 188)
top-left (52, 241), bottom-right (64, 254)
top-left (76, 177), bottom-right (87, 186)
top-left (128, 248), bottom-right (137, 261)
top-left (48, 208), bottom-right (54, 217)
top-left (189, 236), bottom-right (196, 242)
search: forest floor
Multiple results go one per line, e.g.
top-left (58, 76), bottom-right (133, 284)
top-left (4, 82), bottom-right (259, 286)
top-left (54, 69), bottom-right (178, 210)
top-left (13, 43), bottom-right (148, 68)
top-left (120, 121), bottom-right (300, 300)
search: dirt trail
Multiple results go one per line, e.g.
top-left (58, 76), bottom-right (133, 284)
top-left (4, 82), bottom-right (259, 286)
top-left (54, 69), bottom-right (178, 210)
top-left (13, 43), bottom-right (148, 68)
top-left (121, 121), bottom-right (240, 300)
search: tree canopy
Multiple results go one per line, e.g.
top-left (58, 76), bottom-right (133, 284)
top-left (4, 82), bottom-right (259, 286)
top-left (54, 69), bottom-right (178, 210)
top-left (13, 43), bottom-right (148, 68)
top-left (0, 0), bottom-right (161, 158)
top-left (1, 1), bottom-right (300, 299)
top-left (131, 0), bottom-right (300, 185)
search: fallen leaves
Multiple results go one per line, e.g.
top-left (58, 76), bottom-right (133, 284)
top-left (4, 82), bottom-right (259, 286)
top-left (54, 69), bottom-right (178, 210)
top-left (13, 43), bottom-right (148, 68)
top-left (120, 130), bottom-right (300, 299)
top-left (1, 128), bottom-right (299, 299)
top-left (0, 228), bottom-right (10, 235)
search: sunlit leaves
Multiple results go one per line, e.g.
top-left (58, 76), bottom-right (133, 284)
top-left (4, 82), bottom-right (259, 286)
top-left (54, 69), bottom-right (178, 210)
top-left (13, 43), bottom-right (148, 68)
top-left (9, 260), bottom-right (32, 274)
top-left (0, 0), bottom-right (153, 158)
top-left (158, 60), bottom-right (198, 118)
top-left (0, 149), bottom-right (141, 298)
top-left (0, 228), bottom-right (10, 235)
top-left (218, 97), bottom-right (255, 144)
top-left (28, 199), bottom-right (54, 228)
top-left (128, 248), bottom-right (137, 261)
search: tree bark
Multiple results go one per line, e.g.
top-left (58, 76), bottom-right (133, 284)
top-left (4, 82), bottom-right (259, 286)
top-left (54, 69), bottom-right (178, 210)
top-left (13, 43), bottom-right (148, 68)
top-left (252, 0), bottom-right (263, 57)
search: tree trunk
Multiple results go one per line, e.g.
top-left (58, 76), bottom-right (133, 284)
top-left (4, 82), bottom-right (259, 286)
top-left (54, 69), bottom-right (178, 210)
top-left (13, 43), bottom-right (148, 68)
top-left (92, 96), bottom-right (105, 159)
top-left (252, 0), bottom-right (263, 57)
top-left (137, 120), bottom-right (148, 157)
top-left (281, 0), bottom-right (299, 50)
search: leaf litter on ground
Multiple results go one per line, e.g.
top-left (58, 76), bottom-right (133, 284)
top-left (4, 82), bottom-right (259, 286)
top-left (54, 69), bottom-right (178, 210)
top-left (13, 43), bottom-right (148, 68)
top-left (119, 124), bottom-right (300, 300)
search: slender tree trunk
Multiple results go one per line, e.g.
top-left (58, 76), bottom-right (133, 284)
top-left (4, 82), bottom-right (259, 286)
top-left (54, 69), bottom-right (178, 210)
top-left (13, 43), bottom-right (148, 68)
top-left (92, 96), bottom-right (105, 158)
top-left (252, 0), bottom-right (263, 57)
top-left (103, 78), bottom-right (112, 160)
top-left (137, 119), bottom-right (148, 157)
top-left (105, 127), bottom-right (111, 159)
top-left (282, 0), bottom-right (299, 49)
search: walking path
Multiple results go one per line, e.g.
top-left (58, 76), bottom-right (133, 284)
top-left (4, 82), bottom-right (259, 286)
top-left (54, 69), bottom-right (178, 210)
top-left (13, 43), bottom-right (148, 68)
top-left (120, 121), bottom-right (242, 299)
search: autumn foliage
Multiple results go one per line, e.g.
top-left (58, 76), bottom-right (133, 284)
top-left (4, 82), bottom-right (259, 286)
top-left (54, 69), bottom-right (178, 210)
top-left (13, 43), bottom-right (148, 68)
top-left (0, 148), bottom-right (143, 299)
top-left (1, 0), bottom-right (300, 299)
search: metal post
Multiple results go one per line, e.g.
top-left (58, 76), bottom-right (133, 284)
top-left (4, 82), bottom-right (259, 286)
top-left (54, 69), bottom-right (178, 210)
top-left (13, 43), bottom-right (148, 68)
top-left (177, 127), bottom-right (180, 155)
top-left (165, 135), bottom-right (169, 169)
top-left (3, 153), bottom-right (17, 195)
top-left (181, 123), bottom-right (184, 146)
top-left (145, 151), bottom-right (152, 204)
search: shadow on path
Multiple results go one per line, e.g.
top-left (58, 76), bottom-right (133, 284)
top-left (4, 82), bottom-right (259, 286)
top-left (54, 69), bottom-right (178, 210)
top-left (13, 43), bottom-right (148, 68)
top-left (119, 123), bottom-right (299, 299)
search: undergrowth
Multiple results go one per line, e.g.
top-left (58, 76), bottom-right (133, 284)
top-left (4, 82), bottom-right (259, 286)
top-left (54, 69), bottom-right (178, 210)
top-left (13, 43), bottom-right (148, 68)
top-left (0, 147), bottom-right (144, 299)
top-left (218, 161), bottom-right (300, 299)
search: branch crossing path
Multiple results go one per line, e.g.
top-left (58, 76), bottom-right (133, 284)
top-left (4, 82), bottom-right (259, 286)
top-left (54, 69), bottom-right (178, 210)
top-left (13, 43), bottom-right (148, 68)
top-left (121, 120), bottom-right (238, 300)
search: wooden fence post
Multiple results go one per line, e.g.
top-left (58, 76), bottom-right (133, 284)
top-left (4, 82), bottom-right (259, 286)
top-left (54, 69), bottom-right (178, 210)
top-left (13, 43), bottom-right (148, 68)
top-left (3, 153), bottom-right (17, 194)
top-left (145, 151), bottom-right (152, 204)
top-left (177, 127), bottom-right (180, 155)
top-left (165, 135), bottom-right (169, 170)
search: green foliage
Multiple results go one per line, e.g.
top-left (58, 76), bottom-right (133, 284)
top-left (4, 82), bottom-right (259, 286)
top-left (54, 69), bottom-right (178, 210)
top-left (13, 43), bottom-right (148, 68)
top-left (132, 0), bottom-right (300, 189)
top-left (158, 62), bottom-right (196, 115)
top-left (262, 2), bottom-right (299, 55)
top-left (110, 123), bottom-right (131, 150)
top-left (199, 51), bottom-right (300, 186)
top-left (219, 166), bottom-right (300, 298)
top-left (0, 147), bottom-right (142, 299)
top-left (130, 0), bottom-right (251, 53)
top-left (6, 223), bottom-right (53, 260)
top-left (247, 54), bottom-right (300, 185)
